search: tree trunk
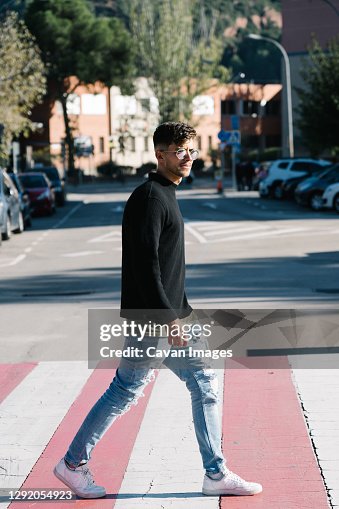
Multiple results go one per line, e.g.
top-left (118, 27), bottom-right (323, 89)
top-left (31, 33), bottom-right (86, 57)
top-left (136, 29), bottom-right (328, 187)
top-left (59, 92), bottom-right (75, 175)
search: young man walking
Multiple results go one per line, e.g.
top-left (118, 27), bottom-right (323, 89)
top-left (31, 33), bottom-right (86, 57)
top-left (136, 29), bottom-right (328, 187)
top-left (54, 122), bottom-right (262, 498)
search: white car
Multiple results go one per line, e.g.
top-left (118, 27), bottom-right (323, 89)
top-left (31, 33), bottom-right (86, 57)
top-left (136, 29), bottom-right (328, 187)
top-left (259, 158), bottom-right (331, 198)
top-left (322, 182), bottom-right (339, 213)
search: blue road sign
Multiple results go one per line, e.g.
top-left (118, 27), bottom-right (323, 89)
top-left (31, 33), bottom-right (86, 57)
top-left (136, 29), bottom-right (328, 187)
top-left (218, 130), bottom-right (241, 145)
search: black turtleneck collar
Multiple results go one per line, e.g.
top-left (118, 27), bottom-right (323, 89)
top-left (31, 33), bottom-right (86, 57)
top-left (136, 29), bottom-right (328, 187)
top-left (148, 171), bottom-right (178, 188)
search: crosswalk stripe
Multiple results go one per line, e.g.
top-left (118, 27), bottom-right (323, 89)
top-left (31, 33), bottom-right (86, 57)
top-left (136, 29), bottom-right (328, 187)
top-left (0, 362), bottom-right (91, 500)
top-left (204, 225), bottom-right (270, 237)
top-left (0, 363), bottom-right (37, 404)
top-left (7, 366), bottom-right (156, 509)
top-left (209, 227), bottom-right (307, 243)
top-left (184, 223), bottom-right (207, 244)
top-left (114, 368), bottom-right (224, 509)
top-left (221, 358), bottom-right (330, 508)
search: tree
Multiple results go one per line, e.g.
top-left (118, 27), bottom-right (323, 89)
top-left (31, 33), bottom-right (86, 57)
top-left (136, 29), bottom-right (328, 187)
top-left (25, 0), bottom-right (135, 173)
top-left (296, 37), bottom-right (339, 157)
top-left (0, 11), bottom-right (46, 163)
top-left (129, 0), bottom-right (229, 123)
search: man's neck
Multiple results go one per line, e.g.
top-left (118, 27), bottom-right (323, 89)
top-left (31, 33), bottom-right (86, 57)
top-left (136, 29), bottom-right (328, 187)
top-left (156, 168), bottom-right (181, 185)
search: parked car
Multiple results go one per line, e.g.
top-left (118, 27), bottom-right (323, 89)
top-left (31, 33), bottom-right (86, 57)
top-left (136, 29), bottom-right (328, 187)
top-left (8, 172), bottom-right (32, 227)
top-left (0, 168), bottom-right (24, 240)
top-left (294, 164), bottom-right (339, 210)
top-left (276, 163), bottom-right (332, 200)
top-left (322, 182), bottom-right (339, 213)
top-left (34, 166), bottom-right (66, 206)
top-left (259, 158), bottom-right (331, 198)
top-left (19, 172), bottom-right (56, 216)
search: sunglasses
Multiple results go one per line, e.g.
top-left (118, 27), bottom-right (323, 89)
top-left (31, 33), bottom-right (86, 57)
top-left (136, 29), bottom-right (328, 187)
top-left (160, 148), bottom-right (199, 161)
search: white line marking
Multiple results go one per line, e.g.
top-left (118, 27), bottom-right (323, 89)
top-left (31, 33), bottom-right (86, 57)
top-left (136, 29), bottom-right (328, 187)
top-left (24, 247), bottom-right (32, 253)
top-left (202, 202), bottom-right (217, 210)
top-left (51, 202), bottom-right (84, 230)
top-left (114, 369), bottom-right (223, 509)
top-left (184, 223), bottom-right (207, 243)
top-left (62, 250), bottom-right (104, 257)
top-left (88, 231), bottom-right (121, 243)
top-left (210, 227), bottom-right (308, 243)
top-left (0, 254), bottom-right (27, 268)
top-left (0, 362), bottom-right (92, 495)
top-left (204, 225), bottom-right (270, 237)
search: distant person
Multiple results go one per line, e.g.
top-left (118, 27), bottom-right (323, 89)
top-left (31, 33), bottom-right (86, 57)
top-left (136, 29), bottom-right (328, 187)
top-left (53, 122), bottom-right (262, 499)
top-left (244, 160), bottom-right (255, 191)
top-left (236, 161), bottom-right (245, 191)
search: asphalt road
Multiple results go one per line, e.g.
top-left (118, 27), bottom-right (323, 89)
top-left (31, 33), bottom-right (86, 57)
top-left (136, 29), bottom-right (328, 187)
top-left (0, 177), bottom-right (339, 363)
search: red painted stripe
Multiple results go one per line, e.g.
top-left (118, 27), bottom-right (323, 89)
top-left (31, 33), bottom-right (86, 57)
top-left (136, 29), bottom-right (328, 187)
top-left (221, 357), bottom-right (329, 508)
top-left (9, 367), bottom-right (156, 508)
top-left (0, 363), bottom-right (37, 403)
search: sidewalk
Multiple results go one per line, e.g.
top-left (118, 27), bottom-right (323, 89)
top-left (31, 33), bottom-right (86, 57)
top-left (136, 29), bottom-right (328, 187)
top-left (0, 358), bottom-right (335, 508)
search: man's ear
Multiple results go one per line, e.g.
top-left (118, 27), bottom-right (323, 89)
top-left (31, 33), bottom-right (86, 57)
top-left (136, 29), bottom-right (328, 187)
top-left (155, 149), bottom-right (164, 163)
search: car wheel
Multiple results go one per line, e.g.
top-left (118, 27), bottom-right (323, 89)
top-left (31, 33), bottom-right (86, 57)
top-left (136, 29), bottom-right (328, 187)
top-left (310, 192), bottom-right (324, 211)
top-left (2, 214), bottom-right (11, 240)
top-left (334, 193), bottom-right (339, 213)
top-left (14, 211), bottom-right (24, 234)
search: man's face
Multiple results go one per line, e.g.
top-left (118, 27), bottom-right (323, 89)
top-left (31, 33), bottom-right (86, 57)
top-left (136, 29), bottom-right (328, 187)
top-left (156, 139), bottom-right (196, 182)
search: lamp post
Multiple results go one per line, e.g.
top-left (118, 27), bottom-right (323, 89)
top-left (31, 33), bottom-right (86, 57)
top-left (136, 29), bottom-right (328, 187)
top-left (247, 34), bottom-right (294, 158)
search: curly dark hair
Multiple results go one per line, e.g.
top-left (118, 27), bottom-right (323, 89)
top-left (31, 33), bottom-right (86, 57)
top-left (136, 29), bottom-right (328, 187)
top-left (153, 122), bottom-right (197, 149)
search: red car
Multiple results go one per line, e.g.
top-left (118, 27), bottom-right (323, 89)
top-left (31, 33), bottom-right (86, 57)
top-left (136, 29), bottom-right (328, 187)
top-left (18, 172), bottom-right (56, 216)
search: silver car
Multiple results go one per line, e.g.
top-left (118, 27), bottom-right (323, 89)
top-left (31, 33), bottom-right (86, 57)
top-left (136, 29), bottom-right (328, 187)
top-left (0, 168), bottom-right (24, 240)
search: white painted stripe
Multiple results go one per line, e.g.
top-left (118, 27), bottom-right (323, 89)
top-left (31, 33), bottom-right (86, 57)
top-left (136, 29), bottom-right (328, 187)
top-left (192, 222), bottom-right (246, 231)
top-left (115, 368), bottom-right (224, 508)
top-left (51, 202), bottom-right (84, 230)
top-left (62, 250), bottom-right (104, 257)
top-left (210, 227), bottom-right (307, 243)
top-left (204, 225), bottom-right (269, 237)
top-left (184, 223), bottom-right (207, 244)
top-left (0, 362), bottom-right (92, 495)
top-left (0, 254), bottom-right (26, 268)
top-left (88, 231), bottom-right (121, 243)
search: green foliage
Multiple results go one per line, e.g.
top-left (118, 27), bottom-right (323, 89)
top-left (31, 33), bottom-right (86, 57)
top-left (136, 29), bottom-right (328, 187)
top-left (296, 36), bottom-right (339, 157)
top-left (25, 0), bottom-right (135, 170)
top-left (0, 11), bottom-right (46, 162)
top-left (130, 0), bottom-right (230, 122)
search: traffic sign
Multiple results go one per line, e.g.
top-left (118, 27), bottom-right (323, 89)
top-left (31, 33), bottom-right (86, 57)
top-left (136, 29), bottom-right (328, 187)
top-left (218, 130), bottom-right (241, 145)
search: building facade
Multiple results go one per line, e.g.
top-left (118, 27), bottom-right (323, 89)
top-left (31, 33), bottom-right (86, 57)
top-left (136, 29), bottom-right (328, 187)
top-left (282, 0), bottom-right (339, 155)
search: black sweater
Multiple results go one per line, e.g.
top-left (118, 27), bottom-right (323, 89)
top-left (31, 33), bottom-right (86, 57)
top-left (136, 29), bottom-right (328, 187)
top-left (120, 172), bottom-right (192, 323)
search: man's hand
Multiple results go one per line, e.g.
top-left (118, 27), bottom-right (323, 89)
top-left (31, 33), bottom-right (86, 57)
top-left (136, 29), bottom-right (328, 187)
top-left (167, 319), bottom-right (186, 347)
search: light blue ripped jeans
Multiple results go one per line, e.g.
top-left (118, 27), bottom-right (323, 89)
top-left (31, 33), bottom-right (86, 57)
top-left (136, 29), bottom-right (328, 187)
top-left (65, 335), bottom-right (227, 475)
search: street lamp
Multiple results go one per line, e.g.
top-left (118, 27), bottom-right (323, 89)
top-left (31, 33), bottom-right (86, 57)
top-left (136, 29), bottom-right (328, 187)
top-left (247, 34), bottom-right (294, 158)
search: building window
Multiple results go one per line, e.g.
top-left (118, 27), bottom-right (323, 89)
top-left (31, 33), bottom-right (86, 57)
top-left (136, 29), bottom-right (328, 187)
top-left (221, 99), bottom-right (236, 115)
top-left (208, 136), bottom-right (212, 150)
top-left (130, 137), bottom-right (136, 152)
top-left (144, 136), bottom-right (149, 152)
top-left (197, 136), bottom-right (202, 150)
top-left (99, 137), bottom-right (105, 154)
top-left (266, 100), bottom-right (280, 116)
top-left (242, 101), bottom-right (259, 116)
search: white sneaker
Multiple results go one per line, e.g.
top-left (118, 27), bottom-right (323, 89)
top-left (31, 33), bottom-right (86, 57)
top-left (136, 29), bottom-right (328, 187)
top-left (202, 469), bottom-right (262, 496)
top-left (53, 458), bottom-right (106, 499)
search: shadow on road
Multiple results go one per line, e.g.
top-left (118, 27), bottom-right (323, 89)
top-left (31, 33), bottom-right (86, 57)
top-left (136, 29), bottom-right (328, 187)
top-left (1, 252), bottom-right (338, 304)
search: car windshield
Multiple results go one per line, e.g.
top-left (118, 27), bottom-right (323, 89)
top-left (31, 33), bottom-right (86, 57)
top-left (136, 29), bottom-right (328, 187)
top-left (39, 167), bottom-right (60, 181)
top-left (318, 164), bottom-right (339, 180)
top-left (20, 175), bottom-right (47, 188)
